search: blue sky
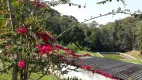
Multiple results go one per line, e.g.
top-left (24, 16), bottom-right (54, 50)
top-left (48, 0), bottom-right (141, 24)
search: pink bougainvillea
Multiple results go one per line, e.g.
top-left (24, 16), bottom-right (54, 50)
top-left (18, 60), bottom-right (26, 68)
top-left (80, 65), bottom-right (85, 68)
top-left (16, 27), bottom-right (27, 35)
top-left (37, 32), bottom-right (52, 43)
top-left (79, 59), bottom-right (83, 63)
top-left (55, 44), bottom-right (70, 51)
top-left (85, 65), bottom-right (91, 70)
top-left (37, 44), bottom-right (52, 55)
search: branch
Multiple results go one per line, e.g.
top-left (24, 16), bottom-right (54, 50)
top-left (37, 71), bottom-right (48, 80)
top-left (97, 0), bottom-right (126, 6)
top-left (44, 0), bottom-right (86, 8)
top-left (7, 0), bottom-right (14, 31)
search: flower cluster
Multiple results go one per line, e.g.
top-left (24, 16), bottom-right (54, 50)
top-left (18, 60), bottom-right (26, 68)
top-left (16, 26), bottom-right (27, 35)
top-left (19, 0), bottom-right (48, 9)
top-left (37, 32), bottom-right (54, 43)
top-left (35, 1), bottom-right (47, 8)
top-left (55, 44), bottom-right (70, 51)
top-left (36, 44), bottom-right (52, 55)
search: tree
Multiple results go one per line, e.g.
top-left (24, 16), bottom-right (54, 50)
top-left (0, 0), bottom-right (86, 80)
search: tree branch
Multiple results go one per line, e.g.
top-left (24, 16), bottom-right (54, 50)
top-left (37, 71), bottom-right (48, 80)
top-left (7, 0), bottom-right (14, 31)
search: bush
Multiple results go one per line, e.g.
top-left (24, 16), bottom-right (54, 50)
top-left (67, 42), bottom-right (82, 53)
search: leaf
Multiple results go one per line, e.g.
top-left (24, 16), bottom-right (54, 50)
top-left (26, 52), bottom-right (30, 56)
top-left (13, 46), bottom-right (18, 52)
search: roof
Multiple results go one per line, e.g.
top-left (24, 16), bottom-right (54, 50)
top-left (78, 56), bottom-right (142, 80)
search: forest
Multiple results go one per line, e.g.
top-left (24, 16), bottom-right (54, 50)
top-left (28, 8), bottom-right (142, 52)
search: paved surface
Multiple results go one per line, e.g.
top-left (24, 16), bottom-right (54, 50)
top-left (78, 56), bottom-right (142, 80)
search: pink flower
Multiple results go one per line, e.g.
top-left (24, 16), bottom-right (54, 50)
top-left (79, 59), bottom-right (83, 63)
top-left (105, 74), bottom-right (113, 78)
top-left (38, 32), bottom-right (51, 43)
top-left (85, 65), bottom-right (91, 70)
top-left (64, 48), bottom-right (70, 51)
top-left (16, 27), bottom-right (27, 35)
top-left (83, 53), bottom-right (90, 56)
top-left (80, 65), bottom-right (84, 68)
top-left (36, 2), bottom-right (44, 8)
top-left (36, 44), bottom-right (42, 48)
top-left (64, 51), bottom-right (69, 54)
top-left (36, 2), bottom-right (41, 7)
top-left (18, 60), bottom-right (26, 68)
top-left (37, 44), bottom-right (52, 55)
top-left (55, 44), bottom-right (65, 49)
top-left (71, 53), bottom-right (78, 57)
top-left (96, 69), bottom-right (105, 75)
top-left (50, 38), bottom-right (55, 41)
top-left (69, 51), bottom-right (79, 57)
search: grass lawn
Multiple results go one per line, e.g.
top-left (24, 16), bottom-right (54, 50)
top-left (0, 61), bottom-right (58, 80)
top-left (0, 69), bottom-right (58, 80)
top-left (0, 72), bottom-right (58, 80)
top-left (30, 73), bottom-right (58, 80)
top-left (102, 54), bottom-right (124, 60)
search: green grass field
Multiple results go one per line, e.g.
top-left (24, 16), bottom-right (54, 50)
top-left (0, 72), bottom-right (58, 80)
top-left (0, 61), bottom-right (58, 80)
top-left (102, 54), bottom-right (124, 60)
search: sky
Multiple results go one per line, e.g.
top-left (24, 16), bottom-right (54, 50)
top-left (46, 0), bottom-right (142, 24)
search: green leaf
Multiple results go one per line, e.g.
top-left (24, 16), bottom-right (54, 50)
top-left (13, 46), bottom-right (18, 52)
top-left (26, 52), bottom-right (30, 56)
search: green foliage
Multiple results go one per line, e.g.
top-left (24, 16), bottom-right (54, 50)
top-left (50, 16), bottom-right (142, 52)
top-left (136, 21), bottom-right (142, 50)
top-left (67, 42), bottom-right (81, 53)
top-left (0, 72), bottom-right (58, 80)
